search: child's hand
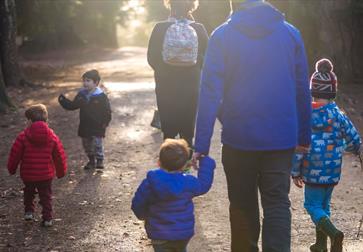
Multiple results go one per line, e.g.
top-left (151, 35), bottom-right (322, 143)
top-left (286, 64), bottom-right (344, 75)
top-left (292, 177), bottom-right (304, 188)
top-left (58, 94), bottom-right (66, 101)
top-left (295, 145), bottom-right (310, 154)
top-left (191, 152), bottom-right (205, 170)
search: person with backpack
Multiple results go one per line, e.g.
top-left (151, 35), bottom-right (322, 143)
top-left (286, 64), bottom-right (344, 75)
top-left (147, 0), bottom-right (209, 149)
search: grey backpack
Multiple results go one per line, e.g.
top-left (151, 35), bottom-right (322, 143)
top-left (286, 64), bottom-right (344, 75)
top-left (162, 19), bottom-right (199, 67)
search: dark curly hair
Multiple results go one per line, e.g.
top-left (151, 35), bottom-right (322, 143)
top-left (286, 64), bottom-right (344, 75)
top-left (164, 0), bottom-right (199, 18)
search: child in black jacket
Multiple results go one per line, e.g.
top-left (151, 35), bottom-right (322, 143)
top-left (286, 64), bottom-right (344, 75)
top-left (58, 69), bottom-right (111, 170)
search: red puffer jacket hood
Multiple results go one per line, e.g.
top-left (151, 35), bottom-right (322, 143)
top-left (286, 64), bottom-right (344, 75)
top-left (25, 121), bottom-right (50, 146)
top-left (7, 122), bottom-right (67, 182)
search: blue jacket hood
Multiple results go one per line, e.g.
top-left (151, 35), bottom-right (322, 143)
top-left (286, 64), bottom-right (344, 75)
top-left (79, 87), bottom-right (104, 97)
top-left (312, 102), bottom-right (337, 131)
top-left (147, 169), bottom-right (188, 200)
top-left (230, 1), bottom-right (285, 38)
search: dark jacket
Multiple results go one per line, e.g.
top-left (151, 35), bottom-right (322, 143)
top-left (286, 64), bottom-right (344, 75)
top-left (195, 0), bottom-right (311, 154)
top-left (131, 156), bottom-right (216, 241)
top-left (7, 121), bottom-right (67, 182)
top-left (58, 87), bottom-right (112, 138)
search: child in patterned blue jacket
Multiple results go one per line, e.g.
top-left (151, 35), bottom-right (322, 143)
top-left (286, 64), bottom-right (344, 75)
top-left (291, 59), bottom-right (362, 252)
top-left (131, 139), bottom-right (215, 252)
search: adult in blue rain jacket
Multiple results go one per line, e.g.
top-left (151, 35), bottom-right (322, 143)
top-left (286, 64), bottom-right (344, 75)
top-left (193, 0), bottom-right (311, 251)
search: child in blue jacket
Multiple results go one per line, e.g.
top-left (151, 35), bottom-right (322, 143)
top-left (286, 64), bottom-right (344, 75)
top-left (132, 139), bottom-right (215, 252)
top-left (292, 59), bottom-right (361, 252)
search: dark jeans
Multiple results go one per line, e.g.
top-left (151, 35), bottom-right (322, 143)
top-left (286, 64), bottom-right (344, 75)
top-left (152, 240), bottom-right (189, 252)
top-left (23, 179), bottom-right (53, 221)
top-left (222, 145), bottom-right (294, 252)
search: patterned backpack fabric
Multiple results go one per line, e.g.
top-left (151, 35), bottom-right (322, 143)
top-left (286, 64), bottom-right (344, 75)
top-left (162, 19), bottom-right (199, 66)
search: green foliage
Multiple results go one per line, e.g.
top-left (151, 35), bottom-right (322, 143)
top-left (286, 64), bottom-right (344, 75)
top-left (16, 0), bottom-right (127, 51)
top-left (352, 0), bottom-right (363, 13)
top-left (194, 0), bottom-right (230, 33)
top-left (145, 0), bottom-right (169, 21)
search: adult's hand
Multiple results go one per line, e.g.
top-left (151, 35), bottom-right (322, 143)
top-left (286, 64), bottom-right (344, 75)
top-left (192, 152), bottom-right (203, 170)
top-left (295, 145), bottom-right (310, 153)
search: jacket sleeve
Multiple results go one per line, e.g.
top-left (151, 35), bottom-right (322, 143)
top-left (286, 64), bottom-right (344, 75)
top-left (194, 24), bottom-right (209, 69)
top-left (291, 153), bottom-right (304, 178)
top-left (340, 114), bottom-right (362, 154)
top-left (194, 30), bottom-right (225, 154)
top-left (294, 30), bottom-right (312, 147)
top-left (101, 94), bottom-right (112, 127)
top-left (52, 134), bottom-right (67, 178)
top-left (131, 178), bottom-right (153, 220)
top-left (58, 92), bottom-right (85, 111)
top-left (147, 23), bottom-right (164, 72)
top-left (7, 132), bottom-right (25, 175)
top-left (191, 156), bottom-right (216, 197)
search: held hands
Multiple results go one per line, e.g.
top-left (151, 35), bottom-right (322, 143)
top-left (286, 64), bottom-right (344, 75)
top-left (295, 145), bottom-right (310, 154)
top-left (191, 152), bottom-right (205, 170)
top-left (292, 177), bottom-right (304, 188)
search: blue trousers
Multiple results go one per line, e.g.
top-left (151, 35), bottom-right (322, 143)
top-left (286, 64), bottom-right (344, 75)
top-left (304, 185), bottom-right (334, 225)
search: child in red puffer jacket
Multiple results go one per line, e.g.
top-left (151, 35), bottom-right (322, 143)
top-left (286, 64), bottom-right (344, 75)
top-left (7, 104), bottom-right (67, 227)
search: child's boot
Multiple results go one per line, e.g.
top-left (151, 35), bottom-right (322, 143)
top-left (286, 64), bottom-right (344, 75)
top-left (24, 212), bottom-right (34, 221)
top-left (310, 227), bottom-right (327, 252)
top-left (84, 155), bottom-right (95, 169)
top-left (317, 217), bottom-right (344, 252)
top-left (96, 159), bottom-right (104, 169)
top-left (41, 219), bottom-right (53, 227)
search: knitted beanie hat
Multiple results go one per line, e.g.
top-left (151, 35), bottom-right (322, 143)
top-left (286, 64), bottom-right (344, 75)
top-left (310, 58), bottom-right (337, 99)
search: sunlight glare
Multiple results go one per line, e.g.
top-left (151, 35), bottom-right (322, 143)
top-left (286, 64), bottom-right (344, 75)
top-left (104, 82), bottom-right (154, 92)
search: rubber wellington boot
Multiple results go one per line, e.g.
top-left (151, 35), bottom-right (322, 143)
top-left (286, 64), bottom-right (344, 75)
top-left (317, 217), bottom-right (344, 252)
top-left (310, 227), bottom-right (328, 252)
top-left (84, 155), bottom-right (95, 169)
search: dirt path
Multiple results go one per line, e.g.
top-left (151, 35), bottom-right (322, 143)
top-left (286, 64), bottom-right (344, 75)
top-left (0, 47), bottom-right (362, 252)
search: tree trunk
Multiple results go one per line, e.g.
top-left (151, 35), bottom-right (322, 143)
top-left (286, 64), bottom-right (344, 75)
top-left (0, 0), bottom-right (24, 87)
top-left (0, 59), bottom-right (12, 113)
